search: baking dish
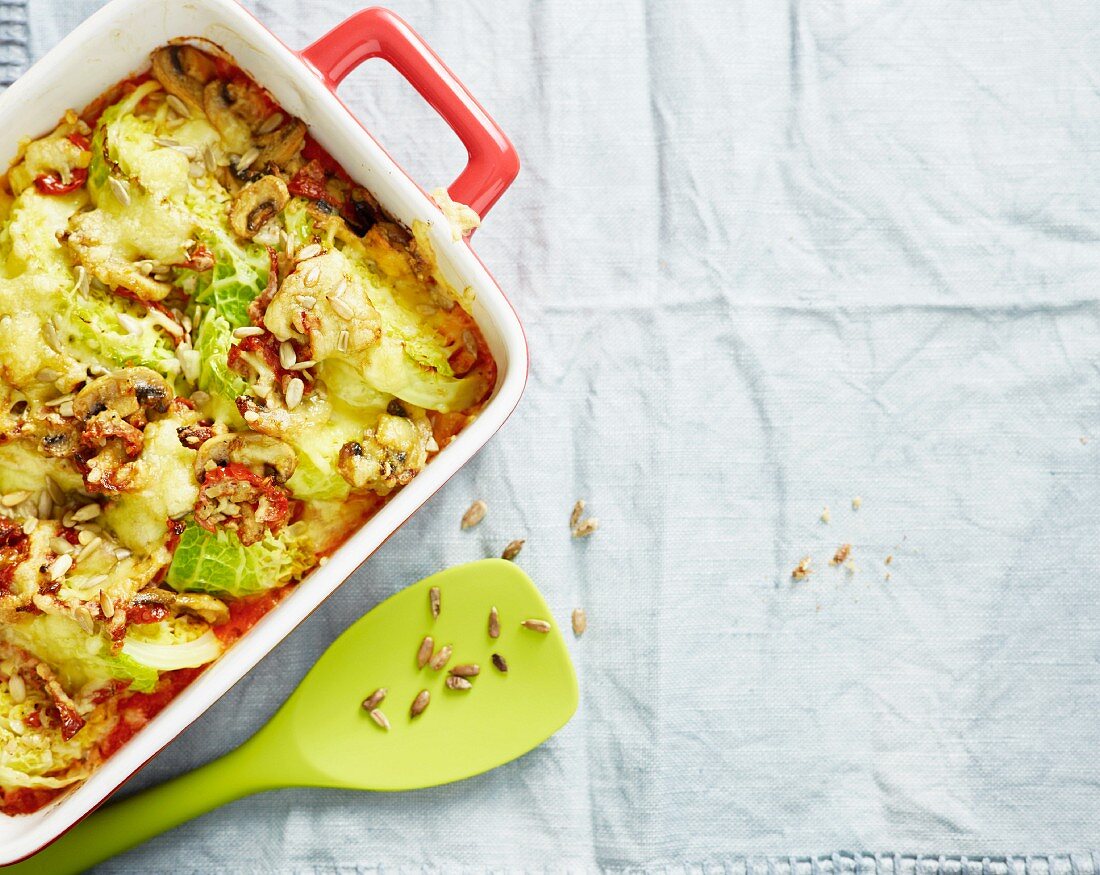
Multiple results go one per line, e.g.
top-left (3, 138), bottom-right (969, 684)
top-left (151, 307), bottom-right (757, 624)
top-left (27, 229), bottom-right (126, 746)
top-left (0, 0), bottom-right (524, 862)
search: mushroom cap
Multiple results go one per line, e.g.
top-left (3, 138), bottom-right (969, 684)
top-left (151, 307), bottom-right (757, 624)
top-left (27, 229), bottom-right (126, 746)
top-left (194, 431), bottom-right (298, 484)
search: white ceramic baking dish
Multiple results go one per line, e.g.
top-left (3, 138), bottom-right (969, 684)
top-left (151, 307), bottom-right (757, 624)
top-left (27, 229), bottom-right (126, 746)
top-left (0, 0), bottom-right (525, 862)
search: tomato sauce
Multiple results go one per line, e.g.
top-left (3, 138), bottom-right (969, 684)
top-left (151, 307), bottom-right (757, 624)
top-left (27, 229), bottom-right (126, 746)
top-left (213, 586), bottom-right (289, 646)
top-left (98, 667), bottom-right (203, 760)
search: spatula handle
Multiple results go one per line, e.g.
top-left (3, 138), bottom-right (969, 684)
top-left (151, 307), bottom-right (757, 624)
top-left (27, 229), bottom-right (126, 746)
top-left (3, 741), bottom-right (274, 874)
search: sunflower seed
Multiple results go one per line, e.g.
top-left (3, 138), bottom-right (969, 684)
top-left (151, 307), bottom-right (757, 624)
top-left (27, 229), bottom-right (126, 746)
top-left (303, 266), bottom-right (321, 287)
top-left (429, 645), bottom-right (453, 672)
top-left (329, 296), bottom-right (353, 320)
top-left (258, 112), bottom-right (284, 134)
top-left (461, 499), bottom-right (487, 529)
top-left (368, 708), bottom-right (390, 730)
top-left (165, 94), bottom-right (191, 117)
top-left (74, 607), bottom-right (95, 634)
top-left (48, 554), bottom-right (73, 580)
top-left (233, 325), bottom-right (264, 338)
top-left (501, 538), bottom-right (525, 561)
top-left (42, 319), bottom-right (62, 351)
top-left (99, 589), bottom-right (114, 619)
top-left (429, 586), bottom-right (441, 619)
top-left (337, 329), bottom-right (349, 353)
top-left (154, 136), bottom-right (180, 148)
top-left (410, 689), bottom-right (430, 718)
top-left (297, 243), bottom-right (322, 261)
top-left (450, 663), bottom-right (479, 678)
top-left (1, 491), bottom-right (30, 507)
top-left (43, 394), bottom-right (74, 407)
top-left (279, 341), bottom-right (296, 369)
top-left (572, 518), bottom-right (599, 538)
top-left (289, 359), bottom-right (317, 371)
top-left (71, 502), bottom-right (101, 522)
top-left (361, 688), bottom-right (387, 711)
top-left (21, 518), bottom-right (36, 536)
top-left (295, 295), bottom-right (317, 310)
top-left (285, 377), bottom-right (304, 410)
top-left (72, 264), bottom-right (89, 295)
top-left (50, 536), bottom-right (73, 555)
top-left (37, 492), bottom-right (52, 520)
top-left (445, 676), bottom-right (472, 691)
top-left (491, 653), bottom-right (508, 673)
top-left (488, 606), bottom-right (500, 639)
top-left (203, 145), bottom-right (218, 173)
top-left (521, 619), bottom-right (551, 634)
top-left (117, 313), bottom-right (143, 336)
top-left (77, 537), bottom-right (102, 563)
top-left (416, 635), bottom-right (434, 669)
top-left (45, 477), bottom-right (64, 505)
top-left (108, 176), bottom-right (131, 207)
top-left (236, 147), bottom-right (261, 171)
top-left (571, 608), bottom-right (587, 637)
top-left (570, 500), bottom-right (585, 530)
top-left (34, 367), bottom-right (60, 383)
top-left (7, 673), bottom-right (25, 704)
top-left (462, 329), bottom-right (477, 359)
top-left (188, 161), bottom-right (205, 178)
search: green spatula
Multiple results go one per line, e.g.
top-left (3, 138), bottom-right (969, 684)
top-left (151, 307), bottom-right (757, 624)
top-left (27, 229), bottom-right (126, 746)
top-left (5, 558), bottom-right (578, 874)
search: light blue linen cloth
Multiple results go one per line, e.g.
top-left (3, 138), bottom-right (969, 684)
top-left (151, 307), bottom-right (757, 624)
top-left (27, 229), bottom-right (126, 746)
top-left (13, 0), bottom-right (1100, 870)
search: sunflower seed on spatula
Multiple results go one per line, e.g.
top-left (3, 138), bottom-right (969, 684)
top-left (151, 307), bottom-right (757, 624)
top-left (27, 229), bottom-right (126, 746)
top-left (416, 635), bottom-right (434, 669)
top-left (410, 689), bottom-right (430, 718)
top-left (361, 688), bottom-right (387, 711)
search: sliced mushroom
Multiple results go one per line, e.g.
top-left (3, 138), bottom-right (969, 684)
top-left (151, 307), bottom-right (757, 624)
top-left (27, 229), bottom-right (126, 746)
top-left (169, 590), bottom-right (230, 625)
top-left (150, 45), bottom-right (217, 112)
top-left (135, 587), bottom-right (229, 626)
top-left (337, 410), bottom-right (432, 495)
top-left (194, 431), bottom-right (297, 483)
top-left (254, 118), bottom-right (306, 169)
top-left (202, 80), bottom-right (253, 155)
top-left (72, 368), bottom-right (173, 423)
top-left (229, 175), bottom-right (289, 239)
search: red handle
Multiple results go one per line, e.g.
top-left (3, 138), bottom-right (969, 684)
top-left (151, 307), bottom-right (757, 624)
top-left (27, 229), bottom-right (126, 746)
top-left (301, 7), bottom-right (519, 222)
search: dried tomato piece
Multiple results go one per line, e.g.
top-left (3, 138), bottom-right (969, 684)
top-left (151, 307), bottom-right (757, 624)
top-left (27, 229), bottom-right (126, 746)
top-left (195, 462), bottom-right (290, 546)
top-left (287, 159), bottom-right (329, 202)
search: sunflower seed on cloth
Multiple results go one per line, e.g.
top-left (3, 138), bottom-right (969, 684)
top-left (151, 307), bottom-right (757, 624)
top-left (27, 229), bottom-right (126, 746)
top-left (461, 499), bottom-right (487, 529)
top-left (501, 538), bottom-right (525, 561)
top-left (572, 608), bottom-right (587, 637)
top-left (572, 517), bottom-right (599, 538)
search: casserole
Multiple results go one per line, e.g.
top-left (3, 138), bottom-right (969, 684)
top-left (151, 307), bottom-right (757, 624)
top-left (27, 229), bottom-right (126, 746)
top-left (0, 0), bottom-right (523, 863)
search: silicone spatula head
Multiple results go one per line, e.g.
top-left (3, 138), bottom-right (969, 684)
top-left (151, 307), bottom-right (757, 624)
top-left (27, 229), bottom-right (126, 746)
top-left (260, 558), bottom-right (579, 791)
